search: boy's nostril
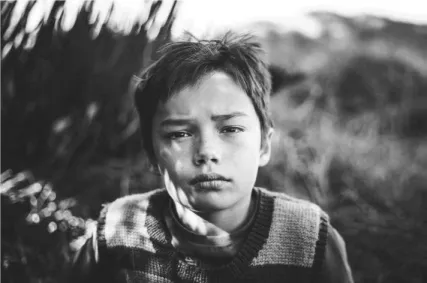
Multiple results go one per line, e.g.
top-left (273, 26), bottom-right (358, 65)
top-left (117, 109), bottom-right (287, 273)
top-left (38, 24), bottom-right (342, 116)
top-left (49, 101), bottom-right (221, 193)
top-left (194, 157), bottom-right (206, 166)
top-left (194, 153), bottom-right (219, 166)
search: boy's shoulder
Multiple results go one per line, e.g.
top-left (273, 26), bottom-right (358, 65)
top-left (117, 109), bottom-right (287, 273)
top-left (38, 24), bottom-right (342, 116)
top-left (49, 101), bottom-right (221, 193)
top-left (98, 188), bottom-right (170, 250)
top-left (253, 187), bottom-right (329, 268)
top-left (107, 188), bottom-right (168, 212)
top-left (256, 187), bottom-right (326, 214)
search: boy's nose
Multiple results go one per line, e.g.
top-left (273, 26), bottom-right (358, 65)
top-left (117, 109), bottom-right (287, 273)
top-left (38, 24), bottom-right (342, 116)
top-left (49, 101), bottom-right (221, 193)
top-left (193, 137), bottom-right (220, 166)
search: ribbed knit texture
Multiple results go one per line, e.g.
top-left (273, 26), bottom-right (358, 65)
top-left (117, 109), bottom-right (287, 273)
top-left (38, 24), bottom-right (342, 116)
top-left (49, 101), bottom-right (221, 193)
top-left (97, 187), bottom-right (329, 283)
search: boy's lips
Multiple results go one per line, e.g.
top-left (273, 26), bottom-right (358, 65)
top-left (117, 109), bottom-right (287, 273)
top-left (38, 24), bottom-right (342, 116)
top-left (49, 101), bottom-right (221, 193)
top-left (189, 173), bottom-right (231, 187)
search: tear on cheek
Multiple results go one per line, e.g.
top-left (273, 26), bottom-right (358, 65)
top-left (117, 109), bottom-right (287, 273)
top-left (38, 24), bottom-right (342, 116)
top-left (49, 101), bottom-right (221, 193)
top-left (172, 143), bottom-right (183, 152)
top-left (159, 143), bottom-right (183, 158)
top-left (159, 148), bottom-right (172, 159)
top-left (157, 149), bottom-right (185, 173)
top-left (174, 160), bottom-right (184, 171)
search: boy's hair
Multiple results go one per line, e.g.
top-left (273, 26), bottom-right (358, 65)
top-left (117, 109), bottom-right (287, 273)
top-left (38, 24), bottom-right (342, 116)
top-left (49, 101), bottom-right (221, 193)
top-left (134, 32), bottom-right (273, 162)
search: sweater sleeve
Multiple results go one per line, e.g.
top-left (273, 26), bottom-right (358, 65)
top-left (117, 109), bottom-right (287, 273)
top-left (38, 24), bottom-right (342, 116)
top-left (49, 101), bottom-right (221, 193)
top-left (68, 233), bottom-right (99, 283)
top-left (319, 225), bottom-right (354, 283)
top-left (67, 204), bottom-right (114, 283)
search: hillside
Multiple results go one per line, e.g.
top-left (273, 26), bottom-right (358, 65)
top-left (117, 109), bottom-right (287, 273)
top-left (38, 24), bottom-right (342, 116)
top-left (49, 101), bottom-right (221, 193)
top-left (253, 13), bottom-right (427, 283)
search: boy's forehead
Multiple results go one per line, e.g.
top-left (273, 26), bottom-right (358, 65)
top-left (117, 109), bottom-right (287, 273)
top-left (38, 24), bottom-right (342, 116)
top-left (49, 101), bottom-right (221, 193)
top-left (177, 72), bottom-right (243, 98)
top-left (157, 71), bottom-right (255, 116)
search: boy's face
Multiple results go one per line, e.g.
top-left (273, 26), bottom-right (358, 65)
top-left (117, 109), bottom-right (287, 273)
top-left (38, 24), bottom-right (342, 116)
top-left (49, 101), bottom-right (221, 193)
top-left (152, 71), bottom-right (272, 212)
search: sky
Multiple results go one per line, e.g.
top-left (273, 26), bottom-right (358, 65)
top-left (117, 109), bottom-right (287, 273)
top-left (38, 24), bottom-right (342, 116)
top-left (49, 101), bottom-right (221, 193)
top-left (172, 0), bottom-right (427, 38)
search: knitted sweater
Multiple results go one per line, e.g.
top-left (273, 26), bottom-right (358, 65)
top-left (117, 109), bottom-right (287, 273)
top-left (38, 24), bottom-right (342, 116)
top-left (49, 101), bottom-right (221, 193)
top-left (71, 187), bottom-right (353, 283)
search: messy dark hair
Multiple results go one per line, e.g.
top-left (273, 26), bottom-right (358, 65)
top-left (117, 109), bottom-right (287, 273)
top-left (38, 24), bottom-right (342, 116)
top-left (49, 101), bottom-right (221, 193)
top-left (134, 32), bottom-right (273, 162)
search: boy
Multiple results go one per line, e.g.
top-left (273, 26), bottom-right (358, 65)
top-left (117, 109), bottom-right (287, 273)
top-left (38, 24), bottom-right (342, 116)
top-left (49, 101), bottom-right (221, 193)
top-left (72, 32), bottom-right (353, 283)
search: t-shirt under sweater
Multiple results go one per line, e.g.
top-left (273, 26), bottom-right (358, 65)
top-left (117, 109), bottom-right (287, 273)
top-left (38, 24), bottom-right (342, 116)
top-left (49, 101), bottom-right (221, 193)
top-left (70, 187), bottom-right (353, 283)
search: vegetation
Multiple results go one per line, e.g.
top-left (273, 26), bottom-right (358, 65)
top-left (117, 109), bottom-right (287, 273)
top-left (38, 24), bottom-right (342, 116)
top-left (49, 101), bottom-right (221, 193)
top-left (256, 13), bottom-right (427, 283)
top-left (1, 1), bottom-right (175, 282)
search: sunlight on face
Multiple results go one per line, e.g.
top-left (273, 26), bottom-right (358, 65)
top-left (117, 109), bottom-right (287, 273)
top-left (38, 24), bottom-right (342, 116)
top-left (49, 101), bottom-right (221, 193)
top-left (152, 71), bottom-right (272, 213)
top-left (163, 168), bottom-right (191, 208)
top-left (163, 169), bottom-right (212, 235)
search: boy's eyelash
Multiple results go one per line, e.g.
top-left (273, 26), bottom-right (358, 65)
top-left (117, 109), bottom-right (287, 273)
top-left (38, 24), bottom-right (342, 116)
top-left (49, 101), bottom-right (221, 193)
top-left (164, 127), bottom-right (244, 139)
top-left (221, 126), bottom-right (245, 133)
top-left (165, 131), bottom-right (191, 140)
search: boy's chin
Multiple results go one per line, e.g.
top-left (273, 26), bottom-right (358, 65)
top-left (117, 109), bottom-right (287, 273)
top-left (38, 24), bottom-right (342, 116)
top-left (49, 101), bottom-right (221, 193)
top-left (186, 196), bottom-right (235, 213)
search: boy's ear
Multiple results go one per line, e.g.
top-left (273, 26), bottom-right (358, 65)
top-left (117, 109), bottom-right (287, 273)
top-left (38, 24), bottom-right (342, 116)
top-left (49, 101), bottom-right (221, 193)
top-left (148, 154), bottom-right (162, 176)
top-left (149, 163), bottom-right (162, 176)
top-left (259, 128), bottom-right (274, 167)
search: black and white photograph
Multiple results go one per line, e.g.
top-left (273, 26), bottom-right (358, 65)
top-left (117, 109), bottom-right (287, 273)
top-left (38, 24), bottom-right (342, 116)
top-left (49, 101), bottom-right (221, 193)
top-left (1, 1), bottom-right (426, 282)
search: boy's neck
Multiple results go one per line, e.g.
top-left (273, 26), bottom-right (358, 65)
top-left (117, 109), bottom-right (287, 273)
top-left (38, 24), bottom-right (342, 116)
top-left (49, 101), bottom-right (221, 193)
top-left (173, 192), bottom-right (254, 235)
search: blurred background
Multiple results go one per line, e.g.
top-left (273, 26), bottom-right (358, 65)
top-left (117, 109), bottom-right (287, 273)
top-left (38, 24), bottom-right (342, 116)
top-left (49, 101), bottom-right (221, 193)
top-left (1, 1), bottom-right (427, 282)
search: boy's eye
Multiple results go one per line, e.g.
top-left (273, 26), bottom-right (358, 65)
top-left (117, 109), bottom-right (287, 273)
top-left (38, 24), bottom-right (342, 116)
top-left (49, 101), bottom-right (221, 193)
top-left (166, 131), bottom-right (191, 140)
top-left (221, 126), bottom-right (244, 134)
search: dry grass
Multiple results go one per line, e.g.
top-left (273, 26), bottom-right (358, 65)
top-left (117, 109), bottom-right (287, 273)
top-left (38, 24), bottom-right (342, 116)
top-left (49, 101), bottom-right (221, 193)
top-left (257, 41), bottom-right (427, 281)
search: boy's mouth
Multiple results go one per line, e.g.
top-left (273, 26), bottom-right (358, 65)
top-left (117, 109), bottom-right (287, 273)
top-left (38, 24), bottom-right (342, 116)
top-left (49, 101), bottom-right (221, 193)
top-left (189, 173), bottom-right (230, 187)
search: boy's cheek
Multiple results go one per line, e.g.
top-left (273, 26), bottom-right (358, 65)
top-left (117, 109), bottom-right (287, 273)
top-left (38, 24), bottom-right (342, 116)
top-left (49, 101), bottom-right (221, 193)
top-left (159, 140), bottom-right (191, 155)
top-left (158, 145), bottom-right (191, 170)
top-left (158, 143), bottom-right (179, 160)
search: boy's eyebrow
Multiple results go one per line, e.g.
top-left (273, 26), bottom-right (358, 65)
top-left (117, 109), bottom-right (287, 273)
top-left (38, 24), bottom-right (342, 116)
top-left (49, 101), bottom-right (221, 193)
top-left (160, 112), bottom-right (249, 127)
top-left (160, 118), bottom-right (193, 127)
top-left (211, 111), bottom-right (249, 122)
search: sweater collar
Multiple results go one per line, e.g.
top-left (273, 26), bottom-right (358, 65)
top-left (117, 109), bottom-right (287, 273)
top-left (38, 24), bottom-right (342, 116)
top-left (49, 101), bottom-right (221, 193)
top-left (145, 187), bottom-right (274, 276)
